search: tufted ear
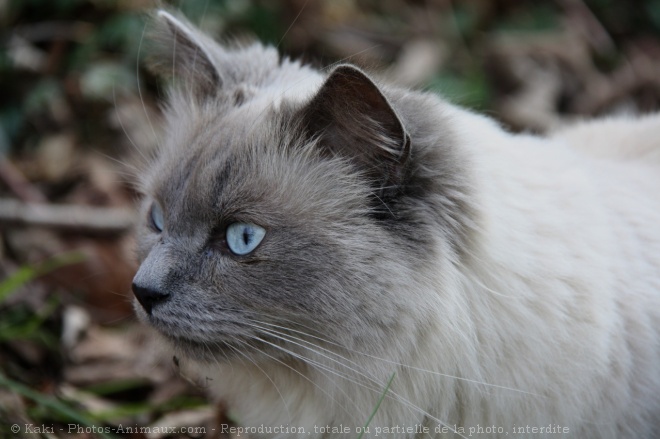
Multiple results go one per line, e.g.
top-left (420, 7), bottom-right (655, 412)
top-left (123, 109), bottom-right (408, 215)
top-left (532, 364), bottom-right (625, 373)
top-left (300, 65), bottom-right (411, 205)
top-left (148, 10), bottom-right (224, 96)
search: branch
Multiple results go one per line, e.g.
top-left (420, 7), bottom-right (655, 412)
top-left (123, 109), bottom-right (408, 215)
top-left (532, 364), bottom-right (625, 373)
top-left (0, 198), bottom-right (136, 234)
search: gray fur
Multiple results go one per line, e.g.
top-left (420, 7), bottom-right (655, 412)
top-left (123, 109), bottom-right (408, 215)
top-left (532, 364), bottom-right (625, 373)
top-left (134, 10), bottom-right (474, 362)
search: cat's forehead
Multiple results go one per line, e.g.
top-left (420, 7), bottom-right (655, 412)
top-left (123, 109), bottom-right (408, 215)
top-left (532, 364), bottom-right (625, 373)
top-left (148, 107), bottom-right (276, 203)
top-left (146, 66), bottom-right (326, 201)
top-left (144, 102), bottom-right (362, 230)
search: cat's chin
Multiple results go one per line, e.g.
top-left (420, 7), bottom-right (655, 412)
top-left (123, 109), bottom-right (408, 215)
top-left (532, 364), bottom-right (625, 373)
top-left (134, 309), bottom-right (275, 363)
top-left (163, 334), bottom-right (243, 363)
top-left (160, 331), bottom-right (287, 365)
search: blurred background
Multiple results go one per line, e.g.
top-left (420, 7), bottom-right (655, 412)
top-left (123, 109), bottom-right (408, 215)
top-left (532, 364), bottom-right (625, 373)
top-left (1, 0), bottom-right (660, 438)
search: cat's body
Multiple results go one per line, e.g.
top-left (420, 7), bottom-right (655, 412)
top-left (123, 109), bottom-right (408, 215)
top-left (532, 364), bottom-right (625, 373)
top-left (132, 11), bottom-right (660, 438)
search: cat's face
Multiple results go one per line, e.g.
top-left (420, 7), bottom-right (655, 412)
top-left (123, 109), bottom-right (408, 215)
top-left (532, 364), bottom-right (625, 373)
top-left (132, 11), bottom-right (471, 363)
top-left (134, 112), bottom-right (388, 361)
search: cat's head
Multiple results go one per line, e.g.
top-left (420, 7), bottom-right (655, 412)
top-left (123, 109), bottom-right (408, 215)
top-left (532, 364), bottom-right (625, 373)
top-left (132, 10), bottom-right (472, 363)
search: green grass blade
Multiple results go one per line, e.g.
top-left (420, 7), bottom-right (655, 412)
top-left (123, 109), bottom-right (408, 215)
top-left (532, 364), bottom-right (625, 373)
top-left (0, 372), bottom-right (118, 439)
top-left (356, 372), bottom-right (395, 439)
top-left (0, 266), bottom-right (37, 302)
top-left (0, 251), bottom-right (85, 303)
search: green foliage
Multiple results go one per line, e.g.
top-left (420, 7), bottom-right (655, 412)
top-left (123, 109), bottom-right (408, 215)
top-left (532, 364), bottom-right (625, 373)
top-left (0, 298), bottom-right (59, 343)
top-left (357, 372), bottom-right (395, 439)
top-left (493, 3), bottom-right (561, 33)
top-left (0, 253), bottom-right (85, 376)
top-left (0, 372), bottom-right (117, 439)
top-left (0, 252), bottom-right (117, 436)
top-left (0, 252), bottom-right (84, 304)
top-left (0, 0), bottom-right (291, 156)
top-left (426, 70), bottom-right (491, 110)
top-left (648, 0), bottom-right (660, 29)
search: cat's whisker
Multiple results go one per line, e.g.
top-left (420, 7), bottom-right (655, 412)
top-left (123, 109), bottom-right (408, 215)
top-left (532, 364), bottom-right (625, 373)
top-left (246, 320), bottom-right (381, 382)
top-left (136, 20), bottom-right (160, 152)
top-left (112, 86), bottom-right (149, 167)
top-left (254, 334), bottom-right (384, 396)
top-left (251, 327), bottom-right (468, 439)
top-left (248, 333), bottom-right (391, 421)
top-left (195, 337), bottom-right (231, 367)
top-left (276, 0), bottom-right (309, 49)
top-left (241, 335), bottom-right (358, 421)
top-left (320, 45), bottom-right (384, 73)
top-left (254, 339), bottom-right (389, 400)
top-left (248, 330), bottom-right (376, 391)
top-left (189, 0), bottom-right (209, 81)
top-left (250, 323), bottom-right (442, 433)
top-left (228, 338), bottom-right (295, 424)
top-left (96, 151), bottom-right (143, 182)
top-left (224, 342), bottom-right (246, 366)
top-left (206, 309), bottom-right (535, 396)
top-left (251, 317), bottom-right (540, 397)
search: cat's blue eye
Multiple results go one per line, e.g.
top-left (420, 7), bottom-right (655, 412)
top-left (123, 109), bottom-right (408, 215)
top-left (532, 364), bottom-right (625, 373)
top-left (226, 222), bottom-right (266, 255)
top-left (150, 203), bottom-right (164, 232)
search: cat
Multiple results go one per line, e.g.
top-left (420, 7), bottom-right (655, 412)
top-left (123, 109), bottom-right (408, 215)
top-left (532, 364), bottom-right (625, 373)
top-left (131, 9), bottom-right (660, 439)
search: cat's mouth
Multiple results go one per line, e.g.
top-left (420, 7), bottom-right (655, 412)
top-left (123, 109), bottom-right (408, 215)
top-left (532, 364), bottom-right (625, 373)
top-left (151, 324), bottom-right (283, 363)
top-left (136, 304), bottom-right (290, 362)
top-left (164, 334), bottom-right (243, 362)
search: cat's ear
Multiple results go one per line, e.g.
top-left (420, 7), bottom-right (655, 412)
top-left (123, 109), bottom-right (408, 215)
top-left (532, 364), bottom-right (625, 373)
top-left (148, 9), bottom-right (224, 96)
top-left (300, 65), bottom-right (411, 195)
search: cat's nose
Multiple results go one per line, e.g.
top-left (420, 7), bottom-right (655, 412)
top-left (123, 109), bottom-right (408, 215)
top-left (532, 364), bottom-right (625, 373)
top-left (132, 282), bottom-right (169, 315)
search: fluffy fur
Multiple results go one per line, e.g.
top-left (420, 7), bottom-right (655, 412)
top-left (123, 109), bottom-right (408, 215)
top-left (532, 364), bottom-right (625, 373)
top-left (132, 10), bottom-right (660, 438)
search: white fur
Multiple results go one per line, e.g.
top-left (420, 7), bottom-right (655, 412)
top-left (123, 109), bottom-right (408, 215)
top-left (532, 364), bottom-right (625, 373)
top-left (151, 9), bottom-right (660, 436)
top-left (183, 107), bottom-right (660, 438)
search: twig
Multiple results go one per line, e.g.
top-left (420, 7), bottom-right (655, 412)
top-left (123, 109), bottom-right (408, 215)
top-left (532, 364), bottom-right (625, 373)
top-left (557, 0), bottom-right (615, 55)
top-left (0, 159), bottom-right (47, 203)
top-left (0, 198), bottom-right (136, 234)
top-left (11, 21), bottom-right (94, 43)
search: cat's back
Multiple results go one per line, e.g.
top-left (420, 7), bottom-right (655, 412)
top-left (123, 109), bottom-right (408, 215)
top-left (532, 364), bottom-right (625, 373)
top-left (551, 113), bottom-right (660, 163)
top-left (467, 111), bottom-right (660, 437)
top-left (552, 114), bottom-right (660, 272)
top-left (532, 116), bottom-right (660, 318)
top-left (554, 115), bottom-right (660, 435)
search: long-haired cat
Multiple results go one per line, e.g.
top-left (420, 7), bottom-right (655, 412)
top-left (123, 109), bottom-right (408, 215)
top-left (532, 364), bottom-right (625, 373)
top-left (131, 10), bottom-right (660, 438)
